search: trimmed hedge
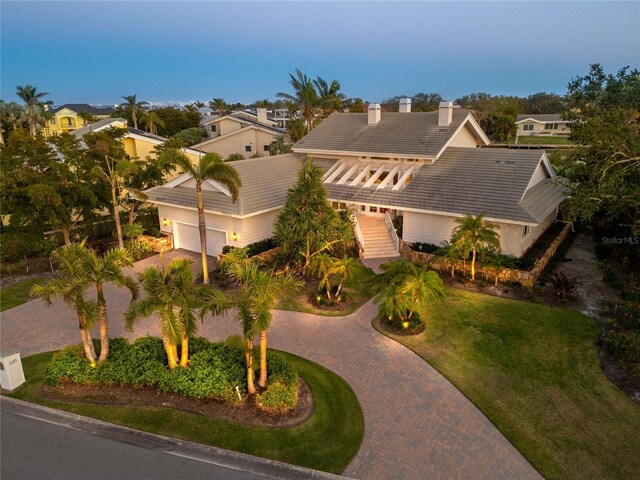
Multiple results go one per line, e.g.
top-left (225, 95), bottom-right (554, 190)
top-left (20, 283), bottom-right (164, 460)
top-left (222, 238), bottom-right (278, 257)
top-left (43, 336), bottom-right (298, 407)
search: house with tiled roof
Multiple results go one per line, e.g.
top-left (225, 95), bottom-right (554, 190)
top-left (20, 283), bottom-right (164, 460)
top-left (515, 113), bottom-right (571, 137)
top-left (144, 100), bottom-right (565, 258)
top-left (47, 103), bottom-right (116, 136)
top-left (194, 108), bottom-right (285, 159)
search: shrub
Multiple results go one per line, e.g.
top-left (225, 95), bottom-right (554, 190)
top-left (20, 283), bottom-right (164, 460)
top-left (411, 242), bottom-right (440, 254)
top-left (122, 223), bottom-right (144, 239)
top-left (267, 351), bottom-right (298, 386)
top-left (604, 330), bottom-right (640, 363)
top-left (173, 127), bottom-right (206, 146)
top-left (125, 238), bottom-right (154, 261)
top-left (245, 238), bottom-right (278, 257)
top-left (43, 347), bottom-right (95, 386)
top-left (257, 377), bottom-right (298, 412)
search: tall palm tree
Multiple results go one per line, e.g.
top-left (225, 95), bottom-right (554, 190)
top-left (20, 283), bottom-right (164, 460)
top-left (16, 84), bottom-right (49, 136)
top-left (82, 247), bottom-right (138, 362)
top-left (121, 94), bottom-right (148, 129)
top-left (277, 69), bottom-right (319, 131)
top-left (170, 151), bottom-right (241, 284)
top-left (229, 261), bottom-right (301, 389)
top-left (313, 77), bottom-right (346, 118)
top-left (126, 259), bottom-right (229, 368)
top-left (450, 213), bottom-right (501, 281)
top-left (31, 243), bottom-right (98, 364)
top-left (376, 259), bottom-right (445, 328)
top-left (144, 111), bottom-right (165, 135)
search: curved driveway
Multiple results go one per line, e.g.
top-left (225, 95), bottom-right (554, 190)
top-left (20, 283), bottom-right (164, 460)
top-left (1, 252), bottom-right (540, 479)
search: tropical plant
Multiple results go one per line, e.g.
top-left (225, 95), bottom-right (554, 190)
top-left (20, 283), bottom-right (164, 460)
top-left (16, 84), bottom-right (49, 136)
top-left (159, 149), bottom-right (241, 283)
top-left (83, 246), bottom-right (138, 362)
top-left (77, 111), bottom-right (97, 125)
top-left (274, 159), bottom-right (352, 269)
top-left (287, 118), bottom-right (307, 143)
top-left (310, 253), bottom-right (363, 301)
top-left (482, 250), bottom-right (517, 286)
top-left (229, 260), bottom-right (301, 390)
top-left (173, 126), bottom-right (206, 146)
top-left (376, 259), bottom-right (445, 328)
top-left (31, 244), bottom-right (98, 364)
top-left (269, 135), bottom-right (293, 155)
top-left (125, 259), bottom-right (229, 368)
top-left (143, 111), bottom-right (165, 135)
top-left (314, 77), bottom-right (346, 118)
top-left (277, 69), bottom-right (319, 131)
top-left (121, 94), bottom-right (148, 129)
top-left (209, 98), bottom-right (228, 116)
top-left (450, 213), bottom-right (501, 281)
top-left (226, 152), bottom-right (245, 162)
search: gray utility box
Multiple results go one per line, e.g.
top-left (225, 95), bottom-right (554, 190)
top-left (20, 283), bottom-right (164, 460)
top-left (0, 350), bottom-right (26, 391)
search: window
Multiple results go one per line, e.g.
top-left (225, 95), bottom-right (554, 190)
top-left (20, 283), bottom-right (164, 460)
top-left (369, 206), bottom-right (378, 213)
top-left (523, 124), bottom-right (534, 131)
top-left (544, 123), bottom-right (559, 130)
top-left (263, 145), bottom-right (270, 152)
top-left (245, 145), bottom-right (252, 152)
top-left (361, 205), bottom-right (366, 212)
top-left (522, 225), bottom-right (531, 238)
top-left (211, 125), bottom-right (217, 132)
top-left (50, 118), bottom-right (56, 125)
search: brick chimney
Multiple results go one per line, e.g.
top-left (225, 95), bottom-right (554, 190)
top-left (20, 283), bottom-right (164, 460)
top-left (438, 101), bottom-right (453, 127)
top-left (368, 103), bottom-right (381, 125)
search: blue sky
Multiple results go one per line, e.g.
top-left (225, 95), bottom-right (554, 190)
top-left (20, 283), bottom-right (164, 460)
top-left (1, 1), bottom-right (638, 106)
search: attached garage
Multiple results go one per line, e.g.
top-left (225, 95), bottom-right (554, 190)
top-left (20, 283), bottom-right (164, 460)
top-left (173, 222), bottom-right (227, 256)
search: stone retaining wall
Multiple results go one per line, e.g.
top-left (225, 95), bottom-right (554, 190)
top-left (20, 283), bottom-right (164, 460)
top-left (402, 223), bottom-right (572, 288)
top-left (140, 234), bottom-right (173, 253)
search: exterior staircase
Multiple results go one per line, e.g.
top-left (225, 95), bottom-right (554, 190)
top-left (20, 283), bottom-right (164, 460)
top-left (357, 216), bottom-right (400, 259)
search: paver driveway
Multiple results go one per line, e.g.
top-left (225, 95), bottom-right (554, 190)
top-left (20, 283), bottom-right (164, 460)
top-left (1, 252), bottom-right (541, 480)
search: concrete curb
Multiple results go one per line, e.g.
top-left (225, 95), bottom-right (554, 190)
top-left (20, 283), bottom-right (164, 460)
top-left (1, 396), bottom-right (353, 480)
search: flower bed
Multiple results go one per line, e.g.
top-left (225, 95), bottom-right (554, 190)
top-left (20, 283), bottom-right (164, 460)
top-left (44, 336), bottom-right (299, 412)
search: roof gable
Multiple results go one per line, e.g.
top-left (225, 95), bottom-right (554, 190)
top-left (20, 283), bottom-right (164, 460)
top-left (293, 110), bottom-right (483, 159)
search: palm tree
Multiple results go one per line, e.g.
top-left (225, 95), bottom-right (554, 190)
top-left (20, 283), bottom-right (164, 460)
top-left (82, 247), bottom-right (138, 362)
top-left (121, 94), bottom-right (148, 129)
top-left (309, 254), bottom-right (362, 300)
top-left (144, 111), bottom-right (165, 135)
top-left (376, 259), bottom-right (445, 328)
top-left (482, 250), bottom-right (517, 286)
top-left (208, 98), bottom-right (228, 117)
top-left (78, 111), bottom-right (97, 125)
top-left (450, 213), bottom-right (501, 281)
top-left (2, 102), bottom-right (27, 132)
top-left (31, 243), bottom-right (98, 364)
top-left (126, 259), bottom-right (229, 368)
top-left (16, 84), bottom-right (49, 136)
top-left (170, 151), bottom-right (241, 284)
top-left (277, 69), bottom-right (319, 131)
top-left (268, 135), bottom-right (293, 156)
top-left (314, 77), bottom-right (346, 118)
top-left (230, 261), bottom-right (301, 389)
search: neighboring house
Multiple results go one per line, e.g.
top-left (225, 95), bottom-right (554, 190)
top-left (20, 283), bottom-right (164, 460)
top-left (47, 104), bottom-right (115, 136)
top-left (194, 108), bottom-right (284, 158)
top-left (71, 118), bottom-right (203, 172)
top-left (515, 114), bottom-right (571, 137)
top-left (145, 100), bottom-right (565, 259)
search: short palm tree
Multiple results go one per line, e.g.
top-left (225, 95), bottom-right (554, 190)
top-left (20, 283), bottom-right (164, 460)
top-left (31, 244), bottom-right (98, 364)
top-left (450, 213), bottom-right (501, 282)
top-left (171, 151), bottom-right (241, 284)
top-left (376, 259), bottom-right (445, 328)
top-left (82, 247), bottom-right (138, 362)
top-left (16, 84), bottom-right (49, 136)
top-left (230, 261), bottom-right (301, 389)
top-left (121, 94), bottom-right (148, 129)
top-left (310, 254), bottom-right (362, 300)
top-left (125, 259), bottom-right (229, 368)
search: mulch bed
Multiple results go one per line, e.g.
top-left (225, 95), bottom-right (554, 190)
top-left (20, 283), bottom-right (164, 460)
top-left (308, 293), bottom-right (354, 311)
top-left (376, 317), bottom-right (425, 336)
top-left (41, 378), bottom-right (315, 428)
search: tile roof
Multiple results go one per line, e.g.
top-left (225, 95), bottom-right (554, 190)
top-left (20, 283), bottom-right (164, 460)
top-left (71, 118), bottom-right (127, 138)
top-left (323, 147), bottom-right (564, 224)
top-left (293, 110), bottom-right (472, 158)
top-left (144, 153), bottom-right (307, 217)
top-left (52, 104), bottom-right (115, 115)
top-left (515, 114), bottom-right (568, 123)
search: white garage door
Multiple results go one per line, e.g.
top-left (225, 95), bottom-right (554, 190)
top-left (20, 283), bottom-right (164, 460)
top-left (173, 222), bottom-right (227, 256)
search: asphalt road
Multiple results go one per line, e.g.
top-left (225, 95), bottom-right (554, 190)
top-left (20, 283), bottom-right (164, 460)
top-left (1, 410), bottom-right (271, 480)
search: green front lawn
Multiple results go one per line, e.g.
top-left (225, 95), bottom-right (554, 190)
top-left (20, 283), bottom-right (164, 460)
top-left (516, 135), bottom-right (573, 145)
top-left (375, 288), bottom-right (640, 480)
top-left (7, 350), bottom-right (364, 474)
top-left (278, 265), bottom-right (378, 316)
top-left (0, 278), bottom-right (41, 312)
